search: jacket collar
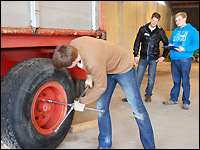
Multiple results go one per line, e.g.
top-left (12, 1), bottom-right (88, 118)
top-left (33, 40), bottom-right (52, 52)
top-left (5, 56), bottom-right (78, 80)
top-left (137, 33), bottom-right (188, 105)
top-left (145, 22), bottom-right (160, 30)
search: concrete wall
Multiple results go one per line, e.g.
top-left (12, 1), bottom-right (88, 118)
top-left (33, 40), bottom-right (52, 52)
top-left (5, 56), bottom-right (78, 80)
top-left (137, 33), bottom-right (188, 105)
top-left (104, 1), bottom-right (171, 56)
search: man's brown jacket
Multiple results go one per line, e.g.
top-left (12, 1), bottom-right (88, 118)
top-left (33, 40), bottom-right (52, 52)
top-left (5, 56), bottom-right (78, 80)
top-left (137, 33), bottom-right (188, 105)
top-left (70, 36), bottom-right (135, 104)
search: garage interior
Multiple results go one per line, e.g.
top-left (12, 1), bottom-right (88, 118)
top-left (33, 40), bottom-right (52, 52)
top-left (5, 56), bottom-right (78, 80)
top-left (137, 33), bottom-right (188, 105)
top-left (58, 1), bottom-right (200, 149)
top-left (56, 62), bottom-right (198, 149)
top-left (2, 63), bottom-right (199, 149)
top-left (1, 1), bottom-right (199, 149)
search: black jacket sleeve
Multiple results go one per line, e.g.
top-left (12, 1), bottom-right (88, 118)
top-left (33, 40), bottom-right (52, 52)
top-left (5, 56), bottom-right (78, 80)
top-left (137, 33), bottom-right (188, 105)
top-left (133, 27), bottom-right (143, 57)
top-left (160, 29), bottom-right (169, 58)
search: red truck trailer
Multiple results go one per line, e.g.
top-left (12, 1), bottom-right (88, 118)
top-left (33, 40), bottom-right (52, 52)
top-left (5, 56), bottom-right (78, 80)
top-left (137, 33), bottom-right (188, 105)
top-left (1, 1), bottom-right (106, 149)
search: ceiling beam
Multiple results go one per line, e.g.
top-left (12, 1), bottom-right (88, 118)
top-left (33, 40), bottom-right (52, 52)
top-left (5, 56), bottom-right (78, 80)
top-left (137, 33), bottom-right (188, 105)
top-left (164, 1), bottom-right (199, 8)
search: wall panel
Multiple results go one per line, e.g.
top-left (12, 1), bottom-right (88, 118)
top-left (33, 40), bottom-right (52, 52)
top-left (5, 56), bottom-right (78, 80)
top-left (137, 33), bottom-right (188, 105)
top-left (104, 1), bottom-right (171, 56)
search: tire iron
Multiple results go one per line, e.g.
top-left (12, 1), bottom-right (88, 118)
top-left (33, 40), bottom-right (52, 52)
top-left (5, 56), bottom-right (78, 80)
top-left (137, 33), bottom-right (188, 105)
top-left (48, 85), bottom-right (105, 133)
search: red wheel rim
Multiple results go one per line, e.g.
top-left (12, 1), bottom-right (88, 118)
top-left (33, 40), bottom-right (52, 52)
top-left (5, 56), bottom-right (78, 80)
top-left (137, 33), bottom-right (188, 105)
top-left (31, 81), bottom-right (68, 135)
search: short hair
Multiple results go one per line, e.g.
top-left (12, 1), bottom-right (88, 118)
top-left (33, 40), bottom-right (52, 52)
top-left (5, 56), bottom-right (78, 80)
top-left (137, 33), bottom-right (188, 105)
top-left (151, 12), bottom-right (161, 20)
top-left (175, 12), bottom-right (187, 20)
top-left (52, 44), bottom-right (78, 69)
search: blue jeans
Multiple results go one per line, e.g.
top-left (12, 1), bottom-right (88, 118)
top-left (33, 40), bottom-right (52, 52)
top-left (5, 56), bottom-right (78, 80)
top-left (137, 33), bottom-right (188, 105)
top-left (137, 59), bottom-right (158, 97)
top-left (170, 58), bottom-right (192, 105)
top-left (96, 66), bottom-right (155, 149)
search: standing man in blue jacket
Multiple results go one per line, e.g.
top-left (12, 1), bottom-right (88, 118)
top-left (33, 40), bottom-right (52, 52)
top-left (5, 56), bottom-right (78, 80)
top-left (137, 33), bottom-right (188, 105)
top-left (122, 12), bottom-right (169, 103)
top-left (163, 12), bottom-right (199, 110)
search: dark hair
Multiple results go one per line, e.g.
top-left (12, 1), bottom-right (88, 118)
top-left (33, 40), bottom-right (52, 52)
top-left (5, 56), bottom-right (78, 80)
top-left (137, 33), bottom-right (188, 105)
top-left (52, 44), bottom-right (78, 69)
top-left (151, 12), bottom-right (161, 20)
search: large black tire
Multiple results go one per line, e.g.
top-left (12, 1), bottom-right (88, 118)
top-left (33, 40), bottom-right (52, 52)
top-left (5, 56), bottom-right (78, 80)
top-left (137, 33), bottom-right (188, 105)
top-left (1, 58), bottom-right (76, 149)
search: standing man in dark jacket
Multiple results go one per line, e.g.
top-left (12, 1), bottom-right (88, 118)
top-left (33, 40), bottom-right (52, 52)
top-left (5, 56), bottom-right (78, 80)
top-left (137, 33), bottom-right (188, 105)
top-left (122, 12), bottom-right (169, 103)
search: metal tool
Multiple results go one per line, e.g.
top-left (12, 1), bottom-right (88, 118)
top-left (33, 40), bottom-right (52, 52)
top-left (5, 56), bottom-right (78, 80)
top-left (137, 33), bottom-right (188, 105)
top-left (47, 99), bottom-right (105, 113)
top-left (47, 85), bottom-right (105, 133)
top-left (54, 105), bottom-right (74, 133)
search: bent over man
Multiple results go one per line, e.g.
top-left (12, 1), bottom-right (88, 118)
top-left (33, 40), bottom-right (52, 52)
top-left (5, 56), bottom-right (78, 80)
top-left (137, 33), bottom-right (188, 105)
top-left (52, 36), bottom-right (155, 149)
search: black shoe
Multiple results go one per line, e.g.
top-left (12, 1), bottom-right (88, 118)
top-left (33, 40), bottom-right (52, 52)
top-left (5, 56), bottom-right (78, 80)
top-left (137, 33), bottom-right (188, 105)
top-left (122, 98), bottom-right (128, 102)
top-left (144, 96), bottom-right (151, 103)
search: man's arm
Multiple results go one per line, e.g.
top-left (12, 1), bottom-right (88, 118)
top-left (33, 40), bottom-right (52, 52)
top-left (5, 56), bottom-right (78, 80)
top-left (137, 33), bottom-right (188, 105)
top-left (79, 65), bottom-right (107, 105)
top-left (133, 27), bottom-right (143, 57)
top-left (183, 28), bottom-right (199, 52)
top-left (160, 29), bottom-right (170, 58)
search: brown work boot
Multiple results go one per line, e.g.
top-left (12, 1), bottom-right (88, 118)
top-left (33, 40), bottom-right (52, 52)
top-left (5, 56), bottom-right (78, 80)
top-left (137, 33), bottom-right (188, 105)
top-left (144, 96), bottom-right (151, 103)
top-left (182, 104), bottom-right (190, 110)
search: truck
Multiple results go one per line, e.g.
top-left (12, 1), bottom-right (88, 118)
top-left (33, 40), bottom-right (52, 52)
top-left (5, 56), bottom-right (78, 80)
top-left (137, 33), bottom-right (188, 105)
top-left (1, 1), bottom-right (106, 149)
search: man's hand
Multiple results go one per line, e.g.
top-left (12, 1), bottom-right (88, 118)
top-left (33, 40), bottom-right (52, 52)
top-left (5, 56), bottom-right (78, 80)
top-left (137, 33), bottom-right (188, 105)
top-left (174, 46), bottom-right (185, 52)
top-left (156, 56), bottom-right (165, 63)
top-left (169, 44), bottom-right (184, 52)
top-left (74, 100), bottom-right (85, 111)
top-left (85, 75), bottom-right (93, 88)
top-left (134, 57), bottom-right (139, 64)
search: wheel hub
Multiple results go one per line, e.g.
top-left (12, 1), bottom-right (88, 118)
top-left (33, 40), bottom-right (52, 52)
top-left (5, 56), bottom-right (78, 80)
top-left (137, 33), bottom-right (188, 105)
top-left (37, 101), bottom-right (52, 112)
top-left (31, 81), bottom-right (68, 135)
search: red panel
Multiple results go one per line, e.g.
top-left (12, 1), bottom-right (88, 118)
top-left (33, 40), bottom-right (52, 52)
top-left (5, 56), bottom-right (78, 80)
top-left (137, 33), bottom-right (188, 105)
top-left (1, 35), bottom-right (78, 48)
top-left (1, 48), bottom-right (87, 79)
top-left (67, 65), bottom-right (87, 80)
top-left (1, 27), bottom-right (102, 36)
top-left (1, 27), bottom-right (98, 79)
top-left (1, 49), bottom-right (44, 77)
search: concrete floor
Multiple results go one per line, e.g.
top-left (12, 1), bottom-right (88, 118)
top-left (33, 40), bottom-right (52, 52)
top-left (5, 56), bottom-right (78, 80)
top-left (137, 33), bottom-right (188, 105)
top-left (1, 61), bottom-right (199, 149)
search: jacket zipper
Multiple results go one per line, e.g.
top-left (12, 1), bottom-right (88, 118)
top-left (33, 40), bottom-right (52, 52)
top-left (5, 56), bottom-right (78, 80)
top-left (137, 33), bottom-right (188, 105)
top-left (144, 28), bottom-right (150, 60)
top-left (144, 27), bottom-right (159, 60)
top-left (147, 42), bottom-right (150, 60)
